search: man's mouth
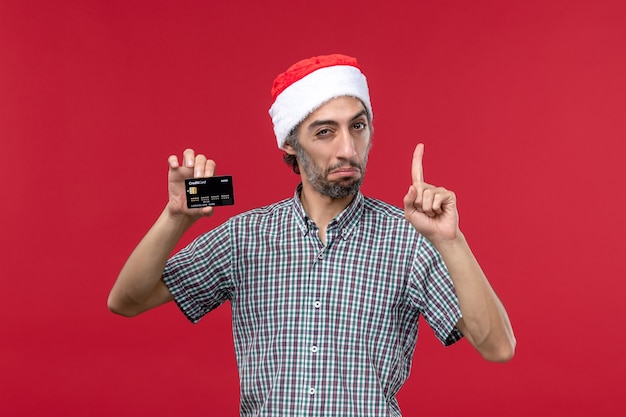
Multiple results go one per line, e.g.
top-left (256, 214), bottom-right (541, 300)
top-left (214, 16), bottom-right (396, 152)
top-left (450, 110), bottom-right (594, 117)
top-left (328, 166), bottom-right (361, 178)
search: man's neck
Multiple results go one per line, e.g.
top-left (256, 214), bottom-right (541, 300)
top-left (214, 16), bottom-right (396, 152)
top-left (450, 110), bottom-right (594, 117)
top-left (299, 182), bottom-right (355, 244)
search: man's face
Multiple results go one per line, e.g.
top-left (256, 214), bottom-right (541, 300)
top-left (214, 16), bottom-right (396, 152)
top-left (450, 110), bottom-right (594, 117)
top-left (286, 96), bottom-right (372, 199)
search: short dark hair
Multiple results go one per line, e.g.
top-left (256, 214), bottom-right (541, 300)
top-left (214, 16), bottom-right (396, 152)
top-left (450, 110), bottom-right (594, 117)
top-left (282, 129), bottom-right (300, 174)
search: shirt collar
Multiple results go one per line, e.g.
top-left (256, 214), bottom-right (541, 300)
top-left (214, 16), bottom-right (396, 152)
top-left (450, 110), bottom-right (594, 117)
top-left (291, 183), bottom-right (364, 240)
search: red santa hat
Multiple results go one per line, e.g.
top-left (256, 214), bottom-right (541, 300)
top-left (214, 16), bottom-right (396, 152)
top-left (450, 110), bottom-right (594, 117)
top-left (269, 54), bottom-right (373, 149)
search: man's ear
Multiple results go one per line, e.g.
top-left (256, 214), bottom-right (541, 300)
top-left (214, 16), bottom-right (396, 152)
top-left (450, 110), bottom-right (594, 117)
top-left (282, 142), bottom-right (297, 155)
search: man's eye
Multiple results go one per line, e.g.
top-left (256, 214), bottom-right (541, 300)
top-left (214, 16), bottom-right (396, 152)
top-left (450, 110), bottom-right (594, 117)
top-left (316, 128), bottom-right (331, 136)
top-left (353, 122), bottom-right (366, 129)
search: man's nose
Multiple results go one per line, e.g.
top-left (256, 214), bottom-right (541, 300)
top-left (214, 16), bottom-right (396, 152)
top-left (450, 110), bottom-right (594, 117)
top-left (336, 128), bottom-right (357, 158)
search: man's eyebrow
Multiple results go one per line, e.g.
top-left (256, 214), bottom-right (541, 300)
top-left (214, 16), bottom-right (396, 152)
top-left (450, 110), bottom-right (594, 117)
top-left (352, 110), bottom-right (368, 121)
top-left (306, 110), bottom-right (368, 131)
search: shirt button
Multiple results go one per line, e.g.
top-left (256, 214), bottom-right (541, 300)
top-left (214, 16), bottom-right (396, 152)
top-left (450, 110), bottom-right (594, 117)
top-left (313, 301), bottom-right (321, 309)
top-left (317, 253), bottom-right (324, 260)
top-left (309, 387), bottom-right (316, 395)
top-left (311, 345), bottom-right (318, 353)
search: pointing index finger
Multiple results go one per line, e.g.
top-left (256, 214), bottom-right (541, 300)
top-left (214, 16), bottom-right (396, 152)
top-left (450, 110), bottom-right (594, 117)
top-left (411, 143), bottom-right (425, 184)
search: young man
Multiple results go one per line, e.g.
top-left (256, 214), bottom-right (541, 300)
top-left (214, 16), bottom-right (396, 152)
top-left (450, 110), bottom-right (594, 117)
top-left (108, 54), bottom-right (515, 416)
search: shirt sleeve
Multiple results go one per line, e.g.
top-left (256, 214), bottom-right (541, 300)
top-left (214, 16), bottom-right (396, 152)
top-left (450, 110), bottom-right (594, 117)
top-left (162, 221), bottom-right (234, 324)
top-left (408, 235), bottom-right (464, 346)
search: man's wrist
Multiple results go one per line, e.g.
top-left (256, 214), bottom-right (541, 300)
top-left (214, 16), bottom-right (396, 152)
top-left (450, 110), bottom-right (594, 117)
top-left (162, 205), bottom-right (197, 232)
top-left (427, 229), bottom-right (466, 252)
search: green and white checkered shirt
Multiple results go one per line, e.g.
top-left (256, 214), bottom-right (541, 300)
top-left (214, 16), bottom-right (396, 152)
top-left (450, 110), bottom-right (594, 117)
top-left (163, 186), bottom-right (463, 416)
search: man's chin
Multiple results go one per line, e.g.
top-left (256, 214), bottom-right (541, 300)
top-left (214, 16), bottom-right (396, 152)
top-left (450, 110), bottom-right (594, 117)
top-left (316, 179), bottom-right (363, 199)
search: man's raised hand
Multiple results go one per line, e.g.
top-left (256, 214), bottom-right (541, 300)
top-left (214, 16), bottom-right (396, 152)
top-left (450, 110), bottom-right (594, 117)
top-left (166, 148), bottom-right (216, 219)
top-left (403, 143), bottom-right (459, 242)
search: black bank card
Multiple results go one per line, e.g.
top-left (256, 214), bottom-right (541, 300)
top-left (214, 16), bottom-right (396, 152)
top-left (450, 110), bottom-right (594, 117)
top-left (185, 176), bottom-right (234, 208)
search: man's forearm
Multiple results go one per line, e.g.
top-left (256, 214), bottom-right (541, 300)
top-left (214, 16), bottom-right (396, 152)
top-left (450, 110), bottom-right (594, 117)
top-left (432, 232), bottom-right (516, 362)
top-left (107, 207), bottom-right (195, 316)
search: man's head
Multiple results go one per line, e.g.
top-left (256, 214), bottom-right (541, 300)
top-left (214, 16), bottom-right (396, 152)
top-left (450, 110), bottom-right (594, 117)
top-left (269, 54), bottom-right (373, 149)
top-left (269, 54), bottom-right (373, 198)
top-left (285, 96), bottom-right (372, 198)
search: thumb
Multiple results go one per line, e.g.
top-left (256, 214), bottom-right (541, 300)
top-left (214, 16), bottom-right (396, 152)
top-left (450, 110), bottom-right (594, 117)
top-left (403, 185), bottom-right (417, 211)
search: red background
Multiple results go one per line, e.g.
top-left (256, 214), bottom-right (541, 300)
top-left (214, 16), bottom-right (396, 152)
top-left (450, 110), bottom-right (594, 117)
top-left (1, 0), bottom-right (625, 415)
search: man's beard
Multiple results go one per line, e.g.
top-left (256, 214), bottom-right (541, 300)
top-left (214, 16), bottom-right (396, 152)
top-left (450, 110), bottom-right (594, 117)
top-left (294, 142), bottom-right (368, 199)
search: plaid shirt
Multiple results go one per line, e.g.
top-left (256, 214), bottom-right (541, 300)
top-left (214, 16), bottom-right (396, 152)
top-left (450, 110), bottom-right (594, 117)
top-left (163, 186), bottom-right (462, 416)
